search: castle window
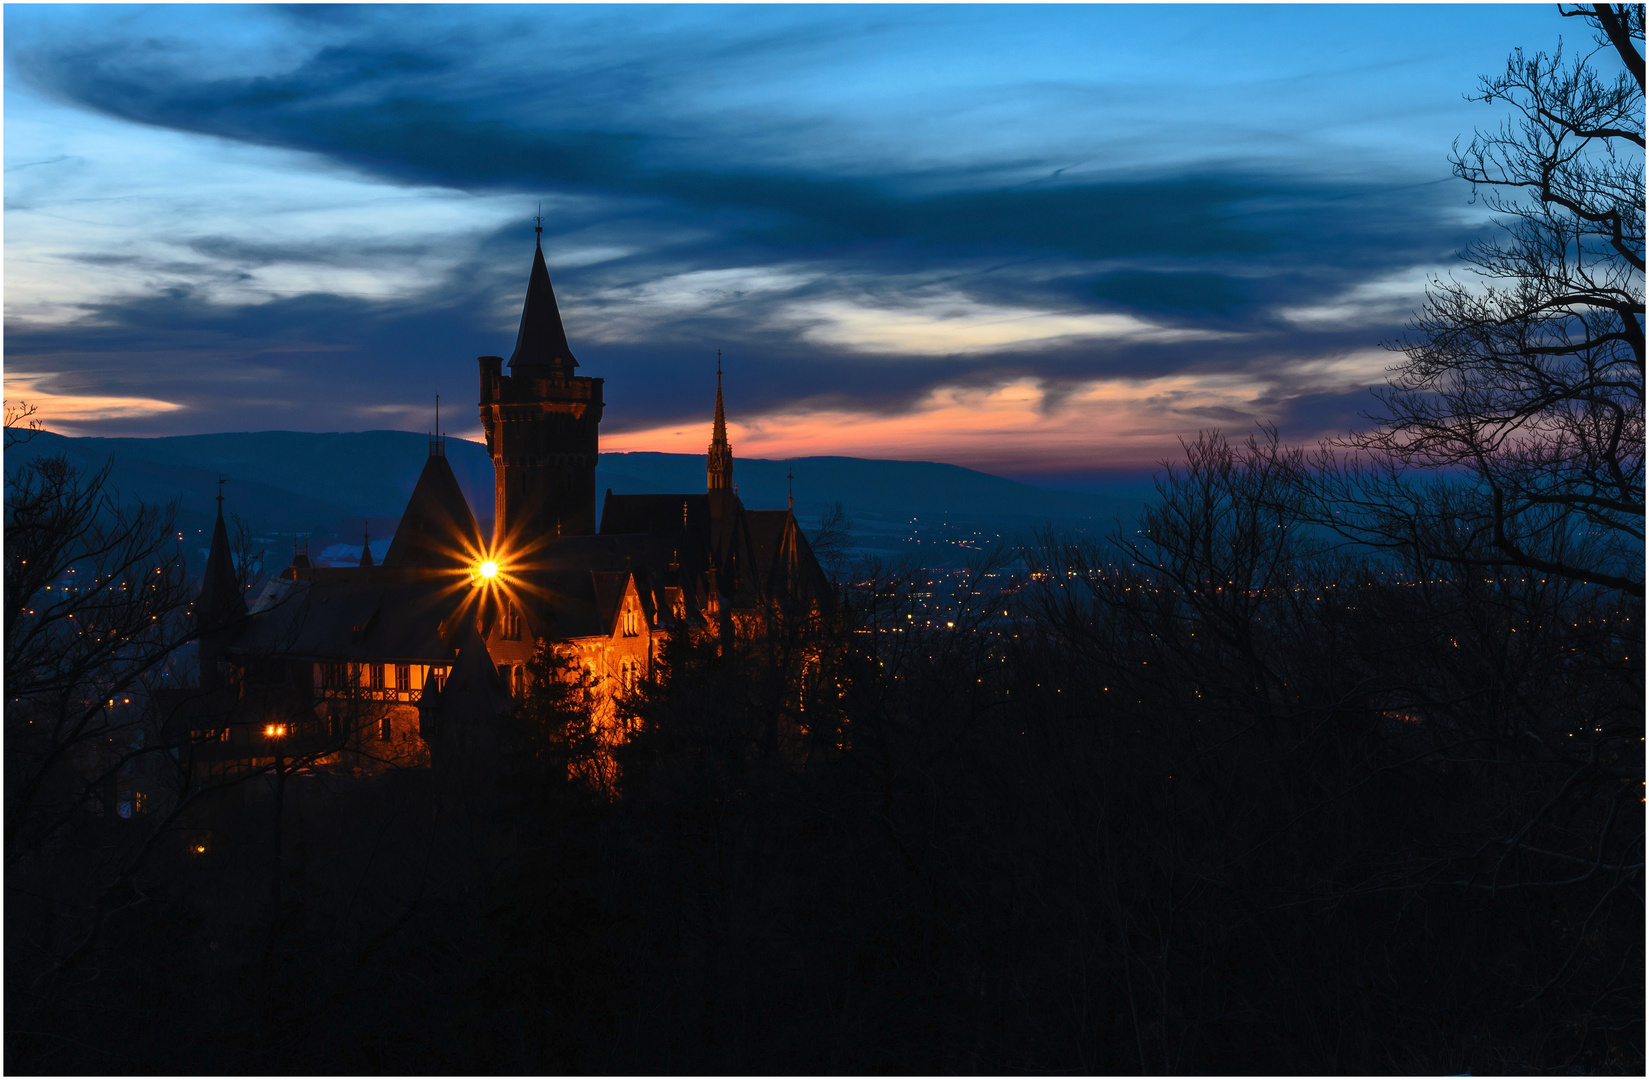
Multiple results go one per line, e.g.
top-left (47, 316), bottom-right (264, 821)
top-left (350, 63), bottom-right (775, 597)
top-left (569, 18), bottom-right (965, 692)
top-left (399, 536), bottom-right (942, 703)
top-left (504, 604), bottom-right (521, 640)
top-left (622, 605), bottom-right (639, 637)
top-left (378, 715), bottom-right (392, 741)
top-left (395, 664), bottom-right (411, 694)
top-left (322, 663), bottom-right (346, 691)
top-left (427, 667), bottom-right (446, 693)
top-left (368, 664), bottom-right (385, 692)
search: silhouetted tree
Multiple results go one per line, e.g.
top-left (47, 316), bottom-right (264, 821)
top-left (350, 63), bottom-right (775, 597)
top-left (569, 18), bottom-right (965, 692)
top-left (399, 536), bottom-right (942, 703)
top-left (1322, 4), bottom-right (1644, 595)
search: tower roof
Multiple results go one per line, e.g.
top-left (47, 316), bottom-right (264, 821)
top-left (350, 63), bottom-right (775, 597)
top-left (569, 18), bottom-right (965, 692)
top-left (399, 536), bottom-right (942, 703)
top-left (383, 453), bottom-right (483, 569)
top-left (507, 235), bottom-right (578, 372)
top-left (197, 488), bottom-right (246, 630)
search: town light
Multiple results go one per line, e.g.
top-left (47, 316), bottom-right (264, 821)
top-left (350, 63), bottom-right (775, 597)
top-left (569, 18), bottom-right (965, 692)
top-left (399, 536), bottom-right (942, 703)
top-left (479, 560), bottom-right (499, 579)
top-left (264, 723), bottom-right (286, 738)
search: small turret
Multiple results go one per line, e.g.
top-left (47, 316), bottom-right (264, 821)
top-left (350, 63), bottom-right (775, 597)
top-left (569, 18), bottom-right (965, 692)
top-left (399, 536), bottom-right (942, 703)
top-left (197, 483), bottom-right (246, 689)
top-left (359, 521), bottom-right (375, 568)
top-left (707, 350), bottom-right (733, 496)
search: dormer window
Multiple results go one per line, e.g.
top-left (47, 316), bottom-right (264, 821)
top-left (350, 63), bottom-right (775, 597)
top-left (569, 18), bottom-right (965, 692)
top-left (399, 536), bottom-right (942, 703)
top-left (622, 604), bottom-right (639, 637)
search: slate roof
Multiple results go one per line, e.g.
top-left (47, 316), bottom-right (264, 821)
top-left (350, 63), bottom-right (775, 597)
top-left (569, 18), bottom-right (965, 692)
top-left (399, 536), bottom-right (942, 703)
top-left (383, 453), bottom-right (484, 569)
top-left (232, 575), bottom-right (467, 663)
top-left (598, 491), bottom-right (830, 617)
top-left (508, 238), bottom-right (578, 372)
top-left (435, 624), bottom-right (513, 723)
top-left (197, 498), bottom-right (245, 631)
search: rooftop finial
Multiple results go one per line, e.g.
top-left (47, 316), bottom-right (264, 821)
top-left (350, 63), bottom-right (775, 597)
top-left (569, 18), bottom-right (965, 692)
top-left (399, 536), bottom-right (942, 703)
top-left (787, 466), bottom-right (794, 511)
top-left (216, 476), bottom-right (227, 510)
top-left (535, 201), bottom-right (543, 245)
top-left (430, 394), bottom-right (446, 458)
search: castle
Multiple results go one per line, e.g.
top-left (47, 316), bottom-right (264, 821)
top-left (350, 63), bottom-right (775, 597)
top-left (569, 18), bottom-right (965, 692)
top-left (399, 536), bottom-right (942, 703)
top-left (184, 227), bottom-right (830, 773)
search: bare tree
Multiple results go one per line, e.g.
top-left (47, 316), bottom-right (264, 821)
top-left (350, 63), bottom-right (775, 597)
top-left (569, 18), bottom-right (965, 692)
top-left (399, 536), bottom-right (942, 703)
top-left (4, 400), bottom-right (45, 448)
top-left (4, 453), bottom-right (193, 858)
top-left (1329, 4), bottom-right (1644, 595)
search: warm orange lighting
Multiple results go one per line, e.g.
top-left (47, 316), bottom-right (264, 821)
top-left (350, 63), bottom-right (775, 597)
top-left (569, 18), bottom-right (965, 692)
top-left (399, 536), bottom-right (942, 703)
top-left (479, 560), bottom-right (499, 579)
top-left (193, 844), bottom-right (208, 854)
top-left (264, 723), bottom-right (286, 738)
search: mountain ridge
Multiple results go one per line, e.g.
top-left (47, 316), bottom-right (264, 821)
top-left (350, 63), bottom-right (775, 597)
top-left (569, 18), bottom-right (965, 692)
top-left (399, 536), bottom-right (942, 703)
top-left (8, 430), bottom-right (1146, 557)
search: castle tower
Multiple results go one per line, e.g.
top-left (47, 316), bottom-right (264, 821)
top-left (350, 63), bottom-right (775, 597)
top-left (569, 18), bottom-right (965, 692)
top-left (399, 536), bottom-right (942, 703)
top-left (479, 226), bottom-right (605, 550)
top-left (707, 352), bottom-right (734, 516)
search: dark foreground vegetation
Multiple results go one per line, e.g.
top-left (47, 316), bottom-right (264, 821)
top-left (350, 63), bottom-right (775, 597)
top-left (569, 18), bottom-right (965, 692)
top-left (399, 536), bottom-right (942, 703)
top-left (7, 428), bottom-right (1642, 1075)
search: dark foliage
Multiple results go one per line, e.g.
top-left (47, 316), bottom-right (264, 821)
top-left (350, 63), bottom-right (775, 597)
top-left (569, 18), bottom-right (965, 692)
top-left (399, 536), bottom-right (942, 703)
top-left (6, 429), bottom-right (1640, 1074)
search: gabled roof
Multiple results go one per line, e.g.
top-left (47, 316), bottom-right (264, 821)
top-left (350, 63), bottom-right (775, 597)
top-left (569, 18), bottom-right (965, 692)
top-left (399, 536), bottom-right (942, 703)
top-left (435, 626), bottom-right (513, 723)
top-left (231, 577), bottom-right (466, 663)
top-left (599, 492), bottom-right (712, 536)
top-left (383, 453), bottom-right (483, 569)
top-left (508, 238), bottom-right (578, 372)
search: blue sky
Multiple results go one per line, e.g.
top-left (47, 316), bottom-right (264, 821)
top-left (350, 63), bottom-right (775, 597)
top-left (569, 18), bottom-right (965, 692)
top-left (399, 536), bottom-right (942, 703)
top-left (3, 3), bottom-right (1590, 482)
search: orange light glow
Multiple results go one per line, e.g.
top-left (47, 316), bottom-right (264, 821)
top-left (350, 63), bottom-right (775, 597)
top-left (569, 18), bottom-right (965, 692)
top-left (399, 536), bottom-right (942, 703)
top-left (264, 723), bottom-right (286, 738)
top-left (479, 560), bottom-right (499, 579)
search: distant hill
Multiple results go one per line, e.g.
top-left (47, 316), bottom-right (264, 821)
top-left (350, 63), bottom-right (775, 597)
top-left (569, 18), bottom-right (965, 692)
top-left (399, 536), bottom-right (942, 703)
top-left (7, 430), bottom-right (1147, 563)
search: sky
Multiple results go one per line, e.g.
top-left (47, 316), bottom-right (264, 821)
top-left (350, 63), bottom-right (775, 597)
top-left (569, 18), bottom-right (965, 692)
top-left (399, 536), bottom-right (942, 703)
top-left (2, 3), bottom-right (1592, 486)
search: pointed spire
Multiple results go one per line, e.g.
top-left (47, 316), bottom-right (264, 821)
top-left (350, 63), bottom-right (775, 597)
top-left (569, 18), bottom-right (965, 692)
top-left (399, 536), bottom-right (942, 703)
top-left (787, 466), bottom-right (794, 512)
top-left (359, 520), bottom-right (375, 568)
top-left (507, 224), bottom-right (578, 372)
top-left (707, 350), bottom-right (733, 493)
top-left (198, 481), bottom-right (245, 631)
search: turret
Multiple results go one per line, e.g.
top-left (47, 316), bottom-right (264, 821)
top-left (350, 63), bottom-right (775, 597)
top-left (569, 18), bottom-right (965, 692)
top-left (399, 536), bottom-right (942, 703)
top-left (196, 485), bottom-right (246, 689)
top-left (707, 351), bottom-right (736, 519)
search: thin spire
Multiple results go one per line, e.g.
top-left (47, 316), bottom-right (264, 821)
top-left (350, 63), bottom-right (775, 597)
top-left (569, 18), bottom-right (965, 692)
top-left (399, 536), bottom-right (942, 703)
top-left (787, 466), bottom-right (794, 512)
top-left (707, 350), bottom-right (733, 493)
top-left (360, 520), bottom-right (375, 568)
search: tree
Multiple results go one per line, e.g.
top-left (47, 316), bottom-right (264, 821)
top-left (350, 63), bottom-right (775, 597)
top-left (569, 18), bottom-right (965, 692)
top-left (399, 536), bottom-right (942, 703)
top-left (4, 451), bottom-right (193, 857)
top-left (1328, 4), bottom-right (1644, 595)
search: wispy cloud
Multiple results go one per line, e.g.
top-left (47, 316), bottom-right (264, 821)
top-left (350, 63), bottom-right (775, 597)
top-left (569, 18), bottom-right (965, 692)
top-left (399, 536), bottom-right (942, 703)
top-left (2, 4), bottom-right (1551, 477)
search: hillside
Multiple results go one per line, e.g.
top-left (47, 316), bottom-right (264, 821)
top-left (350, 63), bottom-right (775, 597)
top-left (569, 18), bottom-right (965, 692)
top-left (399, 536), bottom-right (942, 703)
top-left (8, 430), bottom-right (1147, 564)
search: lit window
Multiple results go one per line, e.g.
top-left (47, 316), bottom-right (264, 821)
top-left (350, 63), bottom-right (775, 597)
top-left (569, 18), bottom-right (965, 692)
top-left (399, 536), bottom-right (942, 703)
top-left (395, 664), bottom-right (411, 693)
top-left (378, 715), bottom-right (392, 741)
top-left (368, 664), bottom-right (385, 691)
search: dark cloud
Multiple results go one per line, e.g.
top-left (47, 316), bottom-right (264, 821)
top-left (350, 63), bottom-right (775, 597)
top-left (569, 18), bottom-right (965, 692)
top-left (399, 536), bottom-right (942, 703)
top-left (5, 8), bottom-right (1491, 470)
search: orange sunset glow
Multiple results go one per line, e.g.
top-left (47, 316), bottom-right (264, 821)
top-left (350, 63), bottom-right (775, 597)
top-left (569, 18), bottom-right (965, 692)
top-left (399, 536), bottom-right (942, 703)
top-left (601, 355), bottom-right (1388, 472)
